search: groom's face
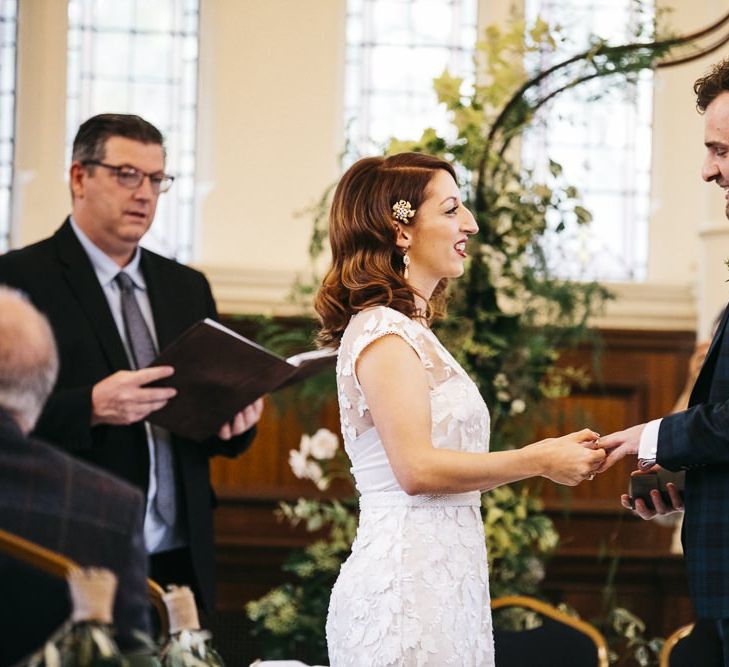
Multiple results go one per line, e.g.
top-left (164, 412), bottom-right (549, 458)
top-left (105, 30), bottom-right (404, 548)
top-left (702, 90), bottom-right (729, 220)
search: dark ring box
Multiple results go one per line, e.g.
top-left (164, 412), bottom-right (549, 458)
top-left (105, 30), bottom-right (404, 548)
top-left (628, 469), bottom-right (685, 510)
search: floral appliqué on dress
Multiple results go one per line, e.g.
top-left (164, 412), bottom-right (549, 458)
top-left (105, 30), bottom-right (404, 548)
top-left (326, 306), bottom-right (494, 667)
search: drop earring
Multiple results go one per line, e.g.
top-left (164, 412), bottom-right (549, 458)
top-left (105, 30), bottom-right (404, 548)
top-left (403, 252), bottom-right (410, 280)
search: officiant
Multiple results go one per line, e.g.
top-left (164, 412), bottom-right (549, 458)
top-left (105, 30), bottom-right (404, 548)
top-left (0, 113), bottom-right (263, 612)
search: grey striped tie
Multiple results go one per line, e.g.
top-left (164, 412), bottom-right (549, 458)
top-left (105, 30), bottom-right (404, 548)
top-left (115, 271), bottom-right (177, 526)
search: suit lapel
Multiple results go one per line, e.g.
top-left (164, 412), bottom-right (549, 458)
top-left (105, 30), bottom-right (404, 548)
top-left (689, 303), bottom-right (729, 406)
top-left (54, 219), bottom-right (130, 371)
top-left (140, 250), bottom-right (184, 351)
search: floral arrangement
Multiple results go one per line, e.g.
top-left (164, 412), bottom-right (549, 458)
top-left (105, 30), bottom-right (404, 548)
top-left (246, 429), bottom-right (356, 663)
top-left (23, 621), bottom-right (127, 667)
top-left (287, 428), bottom-right (343, 491)
top-left (159, 630), bottom-right (224, 667)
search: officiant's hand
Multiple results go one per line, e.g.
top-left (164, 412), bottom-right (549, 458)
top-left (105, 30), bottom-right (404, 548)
top-left (217, 397), bottom-right (264, 440)
top-left (91, 366), bottom-right (177, 426)
top-left (622, 467), bottom-right (684, 519)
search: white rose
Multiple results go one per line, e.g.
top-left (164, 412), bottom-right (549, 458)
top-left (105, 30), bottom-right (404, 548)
top-left (308, 428), bottom-right (339, 460)
top-left (313, 472), bottom-right (330, 491)
top-left (288, 449), bottom-right (309, 478)
top-left (494, 373), bottom-right (508, 388)
top-left (305, 460), bottom-right (325, 486)
top-left (298, 434), bottom-right (312, 457)
top-left (510, 399), bottom-right (526, 415)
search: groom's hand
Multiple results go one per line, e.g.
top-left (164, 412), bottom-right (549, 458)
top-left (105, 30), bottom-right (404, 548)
top-left (621, 468), bottom-right (684, 519)
top-left (595, 423), bottom-right (646, 472)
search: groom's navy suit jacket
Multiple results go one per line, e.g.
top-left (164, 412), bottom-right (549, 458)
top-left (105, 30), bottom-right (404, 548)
top-left (659, 305), bottom-right (729, 618)
top-left (0, 219), bottom-right (255, 611)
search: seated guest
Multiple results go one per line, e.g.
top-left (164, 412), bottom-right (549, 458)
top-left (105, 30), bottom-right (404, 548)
top-left (0, 286), bottom-right (151, 666)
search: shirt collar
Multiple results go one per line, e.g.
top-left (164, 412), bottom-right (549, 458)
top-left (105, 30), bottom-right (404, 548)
top-left (69, 216), bottom-right (146, 290)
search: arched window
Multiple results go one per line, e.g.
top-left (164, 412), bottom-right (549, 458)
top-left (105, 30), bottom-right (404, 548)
top-left (0, 0), bottom-right (17, 253)
top-left (345, 0), bottom-right (477, 159)
top-left (66, 0), bottom-right (199, 261)
top-left (522, 0), bottom-right (655, 282)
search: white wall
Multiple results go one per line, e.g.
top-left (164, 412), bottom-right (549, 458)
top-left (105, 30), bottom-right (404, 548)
top-left (195, 0), bottom-right (344, 286)
top-left (13, 0), bottom-right (69, 247)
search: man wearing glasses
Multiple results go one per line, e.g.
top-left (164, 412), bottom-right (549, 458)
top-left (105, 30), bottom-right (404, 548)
top-left (0, 114), bottom-right (263, 615)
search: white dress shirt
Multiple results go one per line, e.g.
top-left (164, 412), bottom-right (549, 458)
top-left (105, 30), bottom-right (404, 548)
top-left (69, 218), bottom-right (184, 553)
top-left (638, 417), bottom-right (662, 462)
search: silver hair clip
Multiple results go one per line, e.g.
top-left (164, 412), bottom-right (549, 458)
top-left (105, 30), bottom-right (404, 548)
top-left (392, 200), bottom-right (416, 224)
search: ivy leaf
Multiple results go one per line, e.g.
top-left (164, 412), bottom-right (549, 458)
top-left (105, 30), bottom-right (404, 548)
top-left (574, 205), bottom-right (593, 224)
top-left (548, 159), bottom-right (563, 178)
top-left (433, 69), bottom-right (465, 109)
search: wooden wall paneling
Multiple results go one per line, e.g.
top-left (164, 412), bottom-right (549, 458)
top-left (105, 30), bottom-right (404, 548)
top-left (213, 397), bottom-right (342, 500)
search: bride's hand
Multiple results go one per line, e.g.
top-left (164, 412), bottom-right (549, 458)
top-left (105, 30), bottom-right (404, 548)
top-left (530, 428), bottom-right (605, 486)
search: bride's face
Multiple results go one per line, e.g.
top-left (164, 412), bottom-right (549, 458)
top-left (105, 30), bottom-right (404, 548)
top-left (398, 170), bottom-right (478, 295)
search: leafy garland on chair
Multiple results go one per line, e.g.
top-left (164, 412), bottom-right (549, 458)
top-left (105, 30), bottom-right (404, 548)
top-left (246, 7), bottom-right (687, 665)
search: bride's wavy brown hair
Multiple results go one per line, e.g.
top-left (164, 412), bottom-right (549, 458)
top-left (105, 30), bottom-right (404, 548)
top-left (315, 152), bottom-right (457, 346)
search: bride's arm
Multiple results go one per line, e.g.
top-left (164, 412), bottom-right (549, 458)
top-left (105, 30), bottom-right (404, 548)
top-left (357, 334), bottom-right (604, 495)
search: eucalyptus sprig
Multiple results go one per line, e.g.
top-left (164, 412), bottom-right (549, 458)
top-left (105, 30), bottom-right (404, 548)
top-left (22, 621), bottom-right (127, 667)
top-left (159, 632), bottom-right (224, 667)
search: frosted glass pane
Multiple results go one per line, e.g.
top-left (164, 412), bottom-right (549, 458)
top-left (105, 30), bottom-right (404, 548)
top-left (135, 0), bottom-right (173, 32)
top-left (0, 0), bottom-right (16, 250)
top-left (345, 0), bottom-right (476, 160)
top-left (93, 33), bottom-right (131, 78)
top-left (522, 0), bottom-right (654, 281)
top-left (411, 2), bottom-right (453, 44)
top-left (0, 94), bottom-right (12, 136)
top-left (0, 188), bottom-right (9, 251)
top-left (0, 139), bottom-right (11, 163)
top-left (132, 34), bottom-right (171, 80)
top-left (67, 0), bottom-right (200, 261)
top-left (371, 2), bottom-right (410, 43)
top-left (92, 0), bottom-right (133, 29)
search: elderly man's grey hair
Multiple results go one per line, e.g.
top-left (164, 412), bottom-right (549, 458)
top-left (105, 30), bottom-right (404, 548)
top-left (0, 286), bottom-right (59, 433)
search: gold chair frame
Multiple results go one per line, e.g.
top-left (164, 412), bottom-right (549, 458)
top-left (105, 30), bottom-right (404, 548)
top-left (0, 527), bottom-right (168, 637)
top-left (658, 622), bottom-right (694, 667)
top-left (491, 595), bottom-right (610, 667)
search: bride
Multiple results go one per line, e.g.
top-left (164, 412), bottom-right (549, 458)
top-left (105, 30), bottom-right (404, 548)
top-left (315, 152), bottom-right (605, 666)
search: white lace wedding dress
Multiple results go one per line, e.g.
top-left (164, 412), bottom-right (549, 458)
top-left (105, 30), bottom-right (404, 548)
top-left (326, 305), bottom-right (494, 667)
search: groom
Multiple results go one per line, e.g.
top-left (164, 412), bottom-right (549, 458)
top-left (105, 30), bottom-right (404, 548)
top-left (598, 57), bottom-right (729, 666)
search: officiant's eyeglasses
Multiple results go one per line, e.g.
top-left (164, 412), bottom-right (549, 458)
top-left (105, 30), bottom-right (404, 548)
top-left (82, 160), bottom-right (175, 194)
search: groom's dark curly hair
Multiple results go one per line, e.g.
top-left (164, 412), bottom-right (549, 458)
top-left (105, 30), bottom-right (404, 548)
top-left (694, 58), bottom-right (729, 112)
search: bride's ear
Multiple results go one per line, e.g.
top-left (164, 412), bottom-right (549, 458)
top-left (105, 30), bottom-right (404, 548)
top-left (393, 222), bottom-right (412, 252)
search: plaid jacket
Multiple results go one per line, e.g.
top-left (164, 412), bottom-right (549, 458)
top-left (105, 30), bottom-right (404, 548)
top-left (0, 409), bottom-right (150, 665)
top-left (659, 305), bottom-right (729, 618)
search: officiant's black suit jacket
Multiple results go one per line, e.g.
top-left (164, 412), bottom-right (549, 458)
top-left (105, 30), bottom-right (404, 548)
top-left (0, 219), bottom-right (255, 611)
top-left (0, 407), bottom-right (150, 666)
